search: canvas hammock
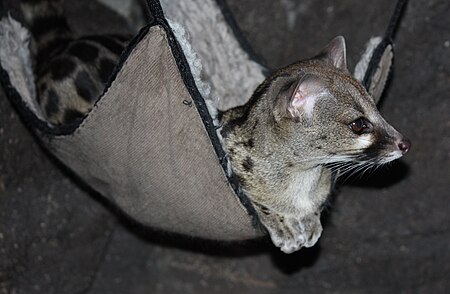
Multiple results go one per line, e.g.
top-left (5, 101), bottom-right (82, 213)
top-left (0, 0), bottom-right (406, 240)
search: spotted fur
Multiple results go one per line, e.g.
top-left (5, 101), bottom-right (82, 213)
top-left (21, 0), bottom-right (131, 125)
top-left (220, 37), bottom-right (410, 253)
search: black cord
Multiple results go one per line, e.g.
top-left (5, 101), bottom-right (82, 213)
top-left (385, 0), bottom-right (409, 41)
top-left (362, 0), bottom-right (409, 90)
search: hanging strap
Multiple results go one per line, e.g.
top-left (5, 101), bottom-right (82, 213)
top-left (362, 0), bottom-right (409, 90)
top-left (146, 0), bottom-right (165, 20)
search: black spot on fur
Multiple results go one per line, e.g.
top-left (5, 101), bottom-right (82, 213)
top-left (220, 128), bottom-right (229, 139)
top-left (217, 110), bottom-right (225, 122)
top-left (242, 156), bottom-right (254, 172)
top-left (37, 83), bottom-right (47, 104)
top-left (30, 16), bottom-right (70, 38)
top-left (252, 120), bottom-right (259, 131)
top-left (257, 204), bottom-right (271, 215)
top-left (36, 37), bottom-right (72, 69)
top-left (244, 139), bottom-right (254, 148)
top-left (68, 42), bottom-right (99, 63)
top-left (320, 135), bottom-right (328, 140)
top-left (237, 139), bottom-right (255, 148)
top-left (49, 58), bottom-right (76, 80)
top-left (82, 35), bottom-right (125, 56)
top-left (235, 174), bottom-right (246, 187)
top-left (75, 71), bottom-right (98, 102)
top-left (63, 109), bottom-right (85, 124)
top-left (98, 58), bottom-right (116, 84)
top-left (45, 89), bottom-right (60, 117)
top-left (316, 146), bottom-right (322, 149)
top-left (39, 83), bottom-right (47, 92)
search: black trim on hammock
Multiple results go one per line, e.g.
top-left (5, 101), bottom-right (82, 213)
top-left (146, 0), bottom-right (261, 228)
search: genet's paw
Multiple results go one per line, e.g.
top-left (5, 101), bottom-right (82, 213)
top-left (256, 207), bottom-right (323, 254)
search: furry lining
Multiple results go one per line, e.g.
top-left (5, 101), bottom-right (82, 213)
top-left (160, 0), bottom-right (266, 112)
top-left (354, 36), bottom-right (393, 103)
top-left (167, 19), bottom-right (216, 117)
top-left (0, 15), bottom-right (43, 120)
top-left (354, 36), bottom-right (382, 82)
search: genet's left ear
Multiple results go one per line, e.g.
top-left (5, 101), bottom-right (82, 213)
top-left (316, 36), bottom-right (348, 72)
top-left (286, 75), bottom-right (327, 120)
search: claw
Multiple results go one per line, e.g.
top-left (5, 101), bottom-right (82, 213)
top-left (281, 244), bottom-right (297, 254)
top-left (296, 235), bottom-right (305, 244)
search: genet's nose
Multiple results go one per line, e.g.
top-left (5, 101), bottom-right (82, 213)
top-left (398, 138), bottom-right (411, 154)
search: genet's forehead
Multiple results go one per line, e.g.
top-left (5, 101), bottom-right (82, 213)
top-left (331, 76), bottom-right (377, 111)
top-left (332, 74), bottom-right (366, 98)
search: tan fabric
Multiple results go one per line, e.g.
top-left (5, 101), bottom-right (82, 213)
top-left (45, 26), bottom-right (262, 240)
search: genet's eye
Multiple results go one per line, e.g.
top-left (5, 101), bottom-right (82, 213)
top-left (349, 118), bottom-right (371, 134)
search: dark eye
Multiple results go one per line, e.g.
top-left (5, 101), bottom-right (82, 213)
top-left (349, 118), bottom-right (371, 134)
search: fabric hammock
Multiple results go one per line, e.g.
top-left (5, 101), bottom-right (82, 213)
top-left (0, 0), bottom-right (404, 240)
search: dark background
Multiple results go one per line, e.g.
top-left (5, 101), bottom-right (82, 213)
top-left (1, 0), bottom-right (449, 293)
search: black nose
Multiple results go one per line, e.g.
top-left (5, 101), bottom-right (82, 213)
top-left (398, 138), bottom-right (411, 154)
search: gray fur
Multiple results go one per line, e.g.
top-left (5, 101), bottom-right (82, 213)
top-left (221, 37), bottom-right (410, 253)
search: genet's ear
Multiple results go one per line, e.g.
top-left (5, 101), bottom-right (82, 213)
top-left (285, 75), bottom-right (327, 119)
top-left (316, 36), bottom-right (348, 71)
